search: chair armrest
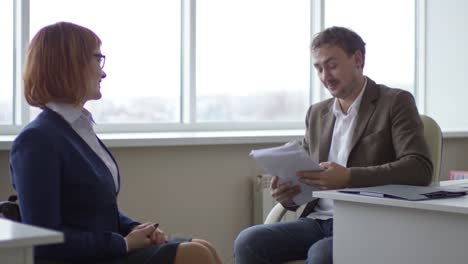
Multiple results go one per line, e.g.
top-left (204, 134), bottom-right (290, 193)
top-left (264, 203), bottom-right (288, 224)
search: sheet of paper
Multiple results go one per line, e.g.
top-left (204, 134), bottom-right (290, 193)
top-left (250, 141), bottom-right (323, 205)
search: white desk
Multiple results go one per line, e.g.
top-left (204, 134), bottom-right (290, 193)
top-left (314, 183), bottom-right (468, 264)
top-left (0, 218), bottom-right (63, 264)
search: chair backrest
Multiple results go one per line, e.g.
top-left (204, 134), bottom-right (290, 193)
top-left (0, 195), bottom-right (21, 221)
top-left (420, 114), bottom-right (443, 183)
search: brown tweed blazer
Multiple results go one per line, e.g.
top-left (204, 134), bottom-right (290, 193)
top-left (299, 77), bottom-right (433, 213)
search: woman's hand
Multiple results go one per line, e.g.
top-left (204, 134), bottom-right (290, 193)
top-left (150, 224), bottom-right (168, 245)
top-left (125, 223), bottom-right (156, 252)
top-left (130, 222), bottom-right (168, 246)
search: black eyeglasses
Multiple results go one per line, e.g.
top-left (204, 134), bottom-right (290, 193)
top-left (94, 53), bottom-right (106, 69)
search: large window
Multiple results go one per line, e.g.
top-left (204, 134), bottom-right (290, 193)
top-left (325, 0), bottom-right (415, 94)
top-left (0, 0), bottom-right (14, 125)
top-left (30, 0), bottom-right (181, 123)
top-left (2, 0), bottom-right (421, 134)
top-left (196, 0), bottom-right (310, 122)
top-left (425, 0), bottom-right (468, 131)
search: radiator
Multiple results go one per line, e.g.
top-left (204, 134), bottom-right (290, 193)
top-left (253, 174), bottom-right (301, 224)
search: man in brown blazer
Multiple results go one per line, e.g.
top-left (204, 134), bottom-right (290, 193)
top-left (235, 26), bottom-right (433, 264)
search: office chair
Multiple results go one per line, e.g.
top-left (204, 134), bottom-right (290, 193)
top-left (0, 194), bottom-right (21, 221)
top-left (420, 114), bottom-right (443, 183)
top-left (264, 114), bottom-right (443, 263)
top-left (0, 194), bottom-right (75, 264)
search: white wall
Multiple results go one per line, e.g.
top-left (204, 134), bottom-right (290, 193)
top-left (1, 138), bottom-right (468, 261)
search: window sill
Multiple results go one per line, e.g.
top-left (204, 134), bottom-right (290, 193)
top-left (0, 129), bottom-right (304, 150)
top-left (1, 129), bottom-right (467, 151)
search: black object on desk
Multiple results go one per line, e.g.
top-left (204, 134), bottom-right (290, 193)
top-left (339, 184), bottom-right (467, 201)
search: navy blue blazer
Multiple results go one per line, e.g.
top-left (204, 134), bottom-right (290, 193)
top-left (10, 108), bottom-right (140, 263)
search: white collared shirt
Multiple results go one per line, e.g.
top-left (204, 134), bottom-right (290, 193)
top-left (308, 77), bottom-right (368, 220)
top-left (46, 102), bottom-right (119, 191)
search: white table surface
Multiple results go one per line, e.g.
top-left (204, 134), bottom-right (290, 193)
top-left (0, 218), bottom-right (63, 248)
top-left (313, 188), bottom-right (468, 214)
top-left (312, 180), bottom-right (468, 264)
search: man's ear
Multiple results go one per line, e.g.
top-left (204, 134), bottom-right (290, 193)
top-left (353, 50), bottom-right (364, 69)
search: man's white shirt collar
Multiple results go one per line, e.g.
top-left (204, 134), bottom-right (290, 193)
top-left (332, 77), bottom-right (368, 116)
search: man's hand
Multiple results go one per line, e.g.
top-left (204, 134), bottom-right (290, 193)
top-left (270, 175), bottom-right (300, 207)
top-left (297, 162), bottom-right (351, 190)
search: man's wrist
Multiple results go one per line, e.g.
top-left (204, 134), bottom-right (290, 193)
top-left (345, 168), bottom-right (352, 187)
top-left (281, 200), bottom-right (299, 210)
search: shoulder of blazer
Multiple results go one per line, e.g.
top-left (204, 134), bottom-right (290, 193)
top-left (19, 108), bottom-right (81, 146)
top-left (26, 108), bottom-right (73, 133)
top-left (364, 77), bottom-right (411, 103)
top-left (306, 97), bottom-right (334, 120)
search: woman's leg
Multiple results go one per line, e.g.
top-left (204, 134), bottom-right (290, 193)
top-left (174, 241), bottom-right (217, 264)
top-left (192, 239), bottom-right (222, 264)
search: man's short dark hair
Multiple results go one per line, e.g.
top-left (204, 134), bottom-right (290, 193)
top-left (311, 26), bottom-right (366, 68)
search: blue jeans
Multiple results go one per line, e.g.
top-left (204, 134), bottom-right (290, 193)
top-left (234, 218), bottom-right (333, 264)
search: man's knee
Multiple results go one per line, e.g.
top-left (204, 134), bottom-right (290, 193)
top-left (234, 225), bottom-right (264, 255)
top-left (306, 237), bottom-right (333, 264)
top-left (235, 224), bottom-right (277, 263)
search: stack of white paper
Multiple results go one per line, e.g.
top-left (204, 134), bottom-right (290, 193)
top-left (250, 141), bottom-right (323, 205)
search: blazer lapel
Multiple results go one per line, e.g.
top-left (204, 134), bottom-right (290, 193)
top-left (98, 138), bottom-right (121, 193)
top-left (349, 79), bottom-right (379, 153)
top-left (42, 108), bottom-right (118, 193)
top-left (319, 104), bottom-right (335, 162)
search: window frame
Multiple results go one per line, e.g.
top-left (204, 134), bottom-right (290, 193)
top-left (2, 0), bottom-right (433, 139)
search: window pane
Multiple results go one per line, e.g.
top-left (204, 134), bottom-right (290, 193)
top-left (325, 0), bottom-right (415, 94)
top-left (0, 0), bottom-right (14, 125)
top-left (30, 0), bottom-right (181, 123)
top-left (426, 0), bottom-right (467, 130)
top-left (197, 0), bottom-right (310, 122)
